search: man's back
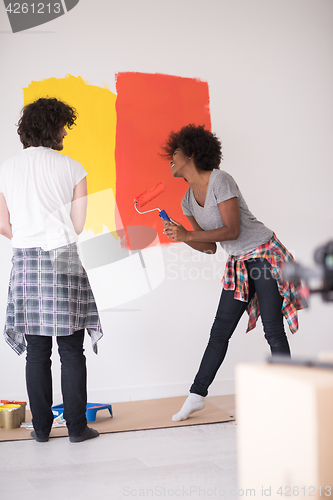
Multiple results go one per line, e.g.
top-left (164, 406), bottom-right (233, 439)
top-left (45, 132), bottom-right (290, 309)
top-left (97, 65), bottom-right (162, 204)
top-left (0, 146), bottom-right (86, 250)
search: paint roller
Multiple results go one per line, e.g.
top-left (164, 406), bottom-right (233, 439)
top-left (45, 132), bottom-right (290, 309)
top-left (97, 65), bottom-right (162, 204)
top-left (134, 182), bottom-right (171, 221)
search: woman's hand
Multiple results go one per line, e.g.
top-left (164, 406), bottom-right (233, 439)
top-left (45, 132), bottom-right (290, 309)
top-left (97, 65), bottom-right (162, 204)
top-left (163, 217), bottom-right (189, 242)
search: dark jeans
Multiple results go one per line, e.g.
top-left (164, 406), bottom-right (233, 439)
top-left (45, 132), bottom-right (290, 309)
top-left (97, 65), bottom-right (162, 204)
top-left (190, 258), bottom-right (290, 397)
top-left (25, 329), bottom-right (87, 438)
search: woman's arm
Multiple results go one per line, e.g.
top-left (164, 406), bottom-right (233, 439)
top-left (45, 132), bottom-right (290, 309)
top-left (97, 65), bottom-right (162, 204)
top-left (164, 216), bottom-right (217, 254)
top-left (163, 197), bottom-right (240, 252)
top-left (0, 193), bottom-right (13, 239)
top-left (70, 177), bottom-right (87, 235)
top-left (187, 197), bottom-right (240, 243)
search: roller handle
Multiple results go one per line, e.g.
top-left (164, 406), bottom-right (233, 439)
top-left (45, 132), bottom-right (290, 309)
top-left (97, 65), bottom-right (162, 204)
top-left (159, 210), bottom-right (171, 221)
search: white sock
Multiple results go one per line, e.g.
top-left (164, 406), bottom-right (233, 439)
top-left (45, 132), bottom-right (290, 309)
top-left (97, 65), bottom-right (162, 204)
top-left (172, 393), bottom-right (205, 422)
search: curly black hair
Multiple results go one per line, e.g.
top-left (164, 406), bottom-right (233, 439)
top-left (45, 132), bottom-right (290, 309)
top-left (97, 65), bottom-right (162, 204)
top-left (17, 97), bottom-right (77, 148)
top-left (161, 124), bottom-right (222, 171)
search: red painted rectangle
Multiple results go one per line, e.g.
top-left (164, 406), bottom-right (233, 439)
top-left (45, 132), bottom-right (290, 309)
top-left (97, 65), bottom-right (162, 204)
top-left (115, 72), bottom-right (212, 248)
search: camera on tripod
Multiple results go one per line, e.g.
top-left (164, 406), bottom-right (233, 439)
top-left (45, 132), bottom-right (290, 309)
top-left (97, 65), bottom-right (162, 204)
top-left (283, 240), bottom-right (333, 302)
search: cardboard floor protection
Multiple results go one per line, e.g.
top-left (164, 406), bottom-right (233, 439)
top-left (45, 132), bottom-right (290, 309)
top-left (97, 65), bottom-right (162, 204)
top-left (0, 396), bottom-right (234, 442)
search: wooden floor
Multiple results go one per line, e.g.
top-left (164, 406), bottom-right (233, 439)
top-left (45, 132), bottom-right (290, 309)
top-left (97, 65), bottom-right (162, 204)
top-left (1, 395), bottom-right (238, 500)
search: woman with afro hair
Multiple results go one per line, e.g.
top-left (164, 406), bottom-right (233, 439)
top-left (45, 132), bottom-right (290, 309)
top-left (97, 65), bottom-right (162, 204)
top-left (162, 124), bottom-right (306, 422)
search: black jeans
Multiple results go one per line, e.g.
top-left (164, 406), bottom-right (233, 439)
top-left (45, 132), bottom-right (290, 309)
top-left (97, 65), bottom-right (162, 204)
top-left (25, 329), bottom-right (87, 438)
top-left (190, 258), bottom-right (290, 397)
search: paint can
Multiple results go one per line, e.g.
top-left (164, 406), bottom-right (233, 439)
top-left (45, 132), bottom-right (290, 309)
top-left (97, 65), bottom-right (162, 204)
top-left (0, 404), bottom-right (21, 429)
top-left (0, 400), bottom-right (26, 423)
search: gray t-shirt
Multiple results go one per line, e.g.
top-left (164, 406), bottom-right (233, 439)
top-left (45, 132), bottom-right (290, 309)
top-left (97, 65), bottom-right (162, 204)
top-left (181, 169), bottom-right (273, 256)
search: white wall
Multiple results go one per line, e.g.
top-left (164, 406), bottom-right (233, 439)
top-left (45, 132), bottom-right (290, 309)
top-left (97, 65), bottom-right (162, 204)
top-left (0, 0), bottom-right (332, 404)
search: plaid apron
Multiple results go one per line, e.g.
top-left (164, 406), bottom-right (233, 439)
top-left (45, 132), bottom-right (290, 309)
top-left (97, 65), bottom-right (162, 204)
top-left (4, 243), bottom-right (103, 355)
top-left (222, 233), bottom-right (308, 334)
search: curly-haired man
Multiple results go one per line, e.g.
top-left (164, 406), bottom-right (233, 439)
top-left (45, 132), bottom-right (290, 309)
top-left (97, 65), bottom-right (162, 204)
top-left (0, 98), bottom-right (103, 442)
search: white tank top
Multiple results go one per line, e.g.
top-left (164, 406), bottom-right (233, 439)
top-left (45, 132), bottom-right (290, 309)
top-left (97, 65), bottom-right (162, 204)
top-left (0, 147), bottom-right (87, 250)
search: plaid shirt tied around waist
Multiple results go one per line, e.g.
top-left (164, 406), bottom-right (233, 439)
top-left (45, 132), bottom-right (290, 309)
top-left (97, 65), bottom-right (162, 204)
top-left (4, 243), bottom-right (103, 355)
top-left (222, 234), bottom-right (308, 334)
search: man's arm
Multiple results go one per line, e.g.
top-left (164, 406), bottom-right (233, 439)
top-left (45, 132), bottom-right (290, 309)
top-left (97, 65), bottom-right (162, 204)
top-left (0, 193), bottom-right (13, 239)
top-left (70, 177), bottom-right (87, 235)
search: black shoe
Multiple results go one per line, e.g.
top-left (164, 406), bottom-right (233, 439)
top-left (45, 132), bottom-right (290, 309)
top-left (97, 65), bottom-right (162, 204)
top-left (30, 430), bottom-right (49, 442)
top-left (69, 426), bottom-right (99, 443)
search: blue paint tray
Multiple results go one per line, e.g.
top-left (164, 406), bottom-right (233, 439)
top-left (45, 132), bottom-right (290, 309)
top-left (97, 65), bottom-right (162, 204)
top-left (52, 402), bottom-right (113, 422)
